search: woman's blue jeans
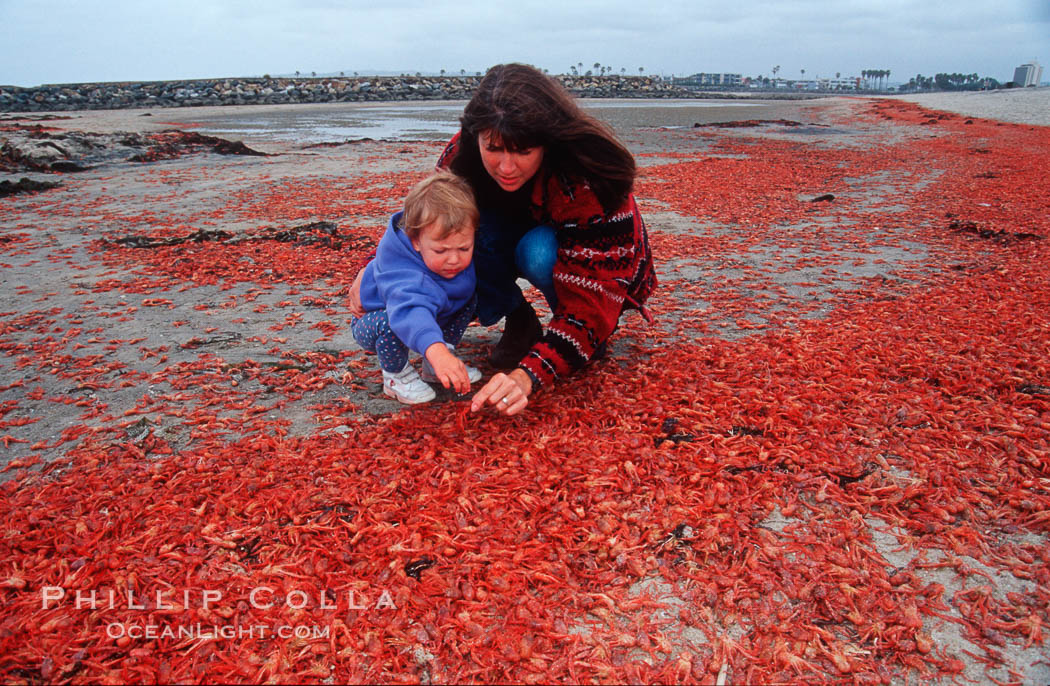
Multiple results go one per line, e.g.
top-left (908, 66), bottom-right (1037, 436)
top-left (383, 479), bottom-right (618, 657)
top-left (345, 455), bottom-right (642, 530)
top-left (473, 210), bottom-right (558, 326)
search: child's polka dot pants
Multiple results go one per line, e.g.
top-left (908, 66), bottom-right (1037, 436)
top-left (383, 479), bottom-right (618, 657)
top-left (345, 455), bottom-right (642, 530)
top-left (350, 297), bottom-right (476, 372)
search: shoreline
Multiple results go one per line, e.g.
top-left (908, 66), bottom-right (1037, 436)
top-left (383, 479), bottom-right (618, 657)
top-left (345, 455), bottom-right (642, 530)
top-left (886, 86), bottom-right (1050, 127)
top-left (0, 97), bottom-right (833, 157)
top-left (3, 88), bottom-right (1047, 144)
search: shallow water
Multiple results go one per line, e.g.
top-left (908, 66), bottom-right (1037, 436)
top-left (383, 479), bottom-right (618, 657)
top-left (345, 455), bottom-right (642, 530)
top-left (186, 99), bottom-right (784, 144)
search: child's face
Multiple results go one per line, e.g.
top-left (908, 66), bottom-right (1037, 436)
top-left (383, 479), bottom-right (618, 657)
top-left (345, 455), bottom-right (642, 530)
top-left (411, 222), bottom-right (475, 279)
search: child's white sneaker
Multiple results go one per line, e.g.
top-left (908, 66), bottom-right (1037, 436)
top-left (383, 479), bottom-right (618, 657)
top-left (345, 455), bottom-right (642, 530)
top-left (382, 363), bottom-right (436, 404)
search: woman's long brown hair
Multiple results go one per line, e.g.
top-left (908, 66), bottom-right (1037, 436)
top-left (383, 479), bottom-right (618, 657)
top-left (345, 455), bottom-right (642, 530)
top-left (450, 63), bottom-right (636, 214)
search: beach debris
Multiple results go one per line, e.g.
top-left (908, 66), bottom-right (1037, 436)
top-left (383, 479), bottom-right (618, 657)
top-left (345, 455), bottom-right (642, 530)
top-left (0, 114), bottom-right (74, 123)
top-left (180, 332), bottom-right (242, 349)
top-left (0, 134), bottom-right (93, 172)
top-left (728, 425), bottom-right (764, 437)
top-left (948, 217), bottom-right (1043, 242)
top-left (794, 192), bottom-right (837, 203)
top-left (96, 218), bottom-right (376, 286)
top-left (128, 131), bottom-right (267, 162)
top-left (656, 523), bottom-right (695, 549)
top-left (693, 118), bottom-right (804, 128)
top-left (109, 229), bottom-right (235, 249)
top-left (104, 221), bottom-right (364, 251)
top-left (404, 556), bottom-right (436, 580)
top-left (1, 127), bottom-right (265, 173)
top-left (268, 221), bottom-right (346, 249)
top-left (655, 416), bottom-right (697, 444)
top-left (302, 137), bottom-right (376, 149)
top-left (0, 177), bottom-right (61, 198)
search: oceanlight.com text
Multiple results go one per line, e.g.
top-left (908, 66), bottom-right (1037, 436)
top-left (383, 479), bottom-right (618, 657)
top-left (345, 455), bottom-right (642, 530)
top-left (106, 622), bottom-right (330, 641)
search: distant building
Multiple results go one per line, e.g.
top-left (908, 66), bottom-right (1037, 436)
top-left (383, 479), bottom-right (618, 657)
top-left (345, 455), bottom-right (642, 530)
top-left (686, 73), bottom-right (743, 87)
top-left (822, 77), bottom-right (860, 91)
top-left (1013, 60), bottom-right (1043, 87)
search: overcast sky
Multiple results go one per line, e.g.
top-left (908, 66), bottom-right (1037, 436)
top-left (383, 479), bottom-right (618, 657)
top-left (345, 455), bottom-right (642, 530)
top-left (2, 0), bottom-right (1047, 87)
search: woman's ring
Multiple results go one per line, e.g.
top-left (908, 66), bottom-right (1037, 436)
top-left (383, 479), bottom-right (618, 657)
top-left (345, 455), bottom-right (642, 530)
top-left (501, 397), bottom-right (510, 405)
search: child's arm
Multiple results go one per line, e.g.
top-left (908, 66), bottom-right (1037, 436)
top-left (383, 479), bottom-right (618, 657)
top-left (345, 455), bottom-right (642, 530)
top-left (347, 268), bottom-right (366, 317)
top-left (384, 275), bottom-right (472, 392)
top-left (383, 273), bottom-right (447, 354)
top-left (424, 343), bottom-right (472, 394)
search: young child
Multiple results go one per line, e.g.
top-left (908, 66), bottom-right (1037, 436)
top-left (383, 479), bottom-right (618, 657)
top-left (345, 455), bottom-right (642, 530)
top-left (351, 171), bottom-right (481, 404)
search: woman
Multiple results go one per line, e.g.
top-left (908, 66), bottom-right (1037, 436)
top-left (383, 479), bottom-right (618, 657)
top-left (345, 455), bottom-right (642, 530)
top-left (352, 63), bottom-right (656, 415)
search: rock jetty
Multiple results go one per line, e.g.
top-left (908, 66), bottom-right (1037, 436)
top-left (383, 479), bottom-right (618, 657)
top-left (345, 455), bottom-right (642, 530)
top-left (0, 75), bottom-right (698, 112)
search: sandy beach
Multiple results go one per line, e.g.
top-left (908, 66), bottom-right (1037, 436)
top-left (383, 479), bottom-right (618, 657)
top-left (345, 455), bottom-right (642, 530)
top-left (1, 92), bottom-right (1048, 684)
top-left (891, 86), bottom-right (1050, 127)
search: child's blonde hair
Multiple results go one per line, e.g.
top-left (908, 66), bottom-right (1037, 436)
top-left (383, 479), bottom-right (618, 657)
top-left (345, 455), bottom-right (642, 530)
top-left (399, 171), bottom-right (479, 241)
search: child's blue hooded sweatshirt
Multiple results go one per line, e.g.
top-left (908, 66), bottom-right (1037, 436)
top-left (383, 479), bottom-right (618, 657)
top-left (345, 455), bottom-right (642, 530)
top-left (357, 211), bottom-right (476, 356)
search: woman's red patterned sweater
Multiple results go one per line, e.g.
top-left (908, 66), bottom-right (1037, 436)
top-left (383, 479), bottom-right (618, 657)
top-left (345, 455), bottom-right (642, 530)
top-left (439, 135), bottom-right (656, 389)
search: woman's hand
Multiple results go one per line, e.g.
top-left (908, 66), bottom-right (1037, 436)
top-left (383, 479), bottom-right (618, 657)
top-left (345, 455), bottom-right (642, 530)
top-left (425, 343), bottom-right (471, 394)
top-left (471, 368), bottom-right (532, 416)
top-left (347, 269), bottom-right (365, 317)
